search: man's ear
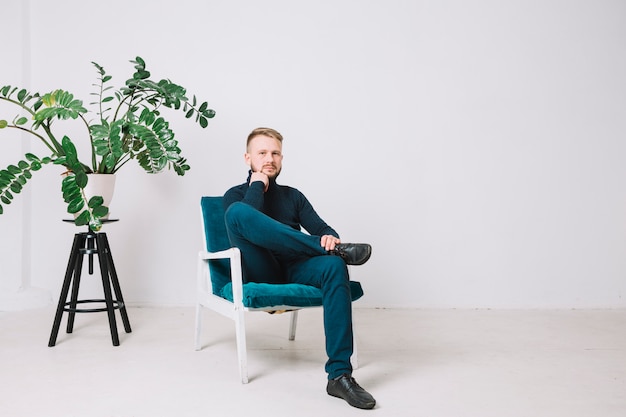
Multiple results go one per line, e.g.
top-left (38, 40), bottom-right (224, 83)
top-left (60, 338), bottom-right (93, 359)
top-left (244, 152), bottom-right (251, 167)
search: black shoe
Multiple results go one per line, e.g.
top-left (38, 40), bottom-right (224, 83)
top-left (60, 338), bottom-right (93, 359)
top-left (327, 374), bottom-right (376, 409)
top-left (330, 243), bottom-right (372, 265)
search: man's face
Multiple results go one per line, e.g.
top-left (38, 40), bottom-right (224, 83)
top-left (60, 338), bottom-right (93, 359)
top-left (245, 134), bottom-right (283, 179)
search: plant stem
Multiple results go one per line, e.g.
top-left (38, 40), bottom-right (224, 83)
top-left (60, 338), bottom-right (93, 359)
top-left (77, 112), bottom-right (97, 172)
top-left (5, 125), bottom-right (58, 155)
top-left (40, 121), bottom-right (64, 155)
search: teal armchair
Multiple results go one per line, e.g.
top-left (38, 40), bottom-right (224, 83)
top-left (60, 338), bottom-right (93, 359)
top-left (194, 196), bottom-right (364, 383)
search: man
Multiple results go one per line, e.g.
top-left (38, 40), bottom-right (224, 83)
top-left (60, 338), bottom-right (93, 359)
top-left (223, 127), bottom-right (376, 409)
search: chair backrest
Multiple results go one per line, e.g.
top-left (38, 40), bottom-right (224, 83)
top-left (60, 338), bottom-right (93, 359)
top-left (200, 196), bottom-right (232, 295)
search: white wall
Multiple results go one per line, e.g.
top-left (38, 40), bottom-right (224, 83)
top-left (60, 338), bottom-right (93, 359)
top-left (1, 0), bottom-right (625, 309)
top-left (0, 1), bottom-right (51, 310)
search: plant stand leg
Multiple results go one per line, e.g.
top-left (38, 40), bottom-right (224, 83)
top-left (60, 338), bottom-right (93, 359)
top-left (49, 233), bottom-right (84, 347)
top-left (66, 233), bottom-right (89, 333)
top-left (95, 233), bottom-right (120, 346)
top-left (99, 233), bottom-right (132, 333)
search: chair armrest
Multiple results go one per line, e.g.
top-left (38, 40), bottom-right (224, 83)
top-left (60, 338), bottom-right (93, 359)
top-left (198, 247), bottom-right (239, 261)
top-left (197, 247), bottom-right (245, 308)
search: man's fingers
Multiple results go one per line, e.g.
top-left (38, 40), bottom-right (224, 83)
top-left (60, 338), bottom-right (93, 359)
top-left (321, 235), bottom-right (340, 251)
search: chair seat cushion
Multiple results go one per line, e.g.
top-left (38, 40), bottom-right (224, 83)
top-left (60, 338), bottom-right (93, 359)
top-left (220, 281), bottom-right (364, 309)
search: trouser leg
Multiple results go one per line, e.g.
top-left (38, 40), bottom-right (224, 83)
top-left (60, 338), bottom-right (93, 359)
top-left (287, 256), bottom-right (353, 379)
top-left (224, 202), bottom-right (327, 283)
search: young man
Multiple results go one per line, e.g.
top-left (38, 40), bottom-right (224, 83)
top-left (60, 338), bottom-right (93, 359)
top-left (223, 127), bottom-right (376, 409)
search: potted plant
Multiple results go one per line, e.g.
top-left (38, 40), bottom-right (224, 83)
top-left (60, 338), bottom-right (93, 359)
top-left (0, 56), bottom-right (215, 230)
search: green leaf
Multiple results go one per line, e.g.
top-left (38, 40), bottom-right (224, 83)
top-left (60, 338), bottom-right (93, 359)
top-left (75, 210), bottom-right (90, 226)
top-left (67, 197), bottom-right (84, 213)
top-left (7, 165), bottom-right (21, 175)
top-left (90, 124), bottom-right (110, 139)
top-left (61, 173), bottom-right (79, 192)
top-left (92, 205), bottom-right (109, 217)
top-left (10, 182), bottom-right (22, 193)
top-left (60, 174), bottom-right (74, 187)
top-left (136, 109), bottom-right (148, 125)
top-left (15, 117), bottom-right (28, 125)
top-left (75, 171), bottom-right (88, 188)
top-left (133, 70), bottom-right (151, 80)
top-left (131, 56), bottom-right (145, 69)
top-left (61, 135), bottom-right (82, 170)
top-left (61, 181), bottom-right (80, 199)
top-left (0, 120), bottom-right (7, 129)
top-left (61, 178), bottom-right (81, 201)
top-left (104, 154), bottom-right (117, 171)
top-left (152, 117), bottom-right (166, 133)
top-left (89, 218), bottom-right (103, 232)
top-left (0, 169), bottom-right (15, 180)
top-left (88, 196), bottom-right (104, 208)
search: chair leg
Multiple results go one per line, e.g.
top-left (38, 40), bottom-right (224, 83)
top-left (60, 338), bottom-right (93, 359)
top-left (288, 310), bottom-right (299, 341)
top-left (194, 304), bottom-right (203, 351)
top-left (234, 308), bottom-right (249, 383)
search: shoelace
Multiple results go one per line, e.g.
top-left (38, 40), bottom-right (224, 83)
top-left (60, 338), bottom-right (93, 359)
top-left (339, 375), bottom-right (363, 391)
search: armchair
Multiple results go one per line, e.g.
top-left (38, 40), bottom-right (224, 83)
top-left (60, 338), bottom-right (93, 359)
top-left (194, 196), bottom-right (364, 383)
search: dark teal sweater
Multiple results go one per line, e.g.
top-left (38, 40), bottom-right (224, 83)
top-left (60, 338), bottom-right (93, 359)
top-left (223, 171), bottom-right (339, 238)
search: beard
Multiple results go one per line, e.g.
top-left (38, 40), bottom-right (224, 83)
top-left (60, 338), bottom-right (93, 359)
top-left (251, 162), bottom-right (281, 179)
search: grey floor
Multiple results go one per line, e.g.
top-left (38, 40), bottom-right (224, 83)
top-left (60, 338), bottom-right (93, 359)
top-left (1, 306), bottom-right (625, 417)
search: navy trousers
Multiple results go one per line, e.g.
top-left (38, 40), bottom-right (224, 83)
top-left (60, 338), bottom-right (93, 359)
top-left (224, 202), bottom-right (353, 379)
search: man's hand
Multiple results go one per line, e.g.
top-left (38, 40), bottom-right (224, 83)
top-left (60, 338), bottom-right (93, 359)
top-left (320, 235), bottom-right (341, 251)
top-left (250, 171), bottom-right (269, 192)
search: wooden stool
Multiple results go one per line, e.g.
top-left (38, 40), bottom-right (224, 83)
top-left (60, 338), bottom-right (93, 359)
top-left (48, 224), bottom-right (131, 346)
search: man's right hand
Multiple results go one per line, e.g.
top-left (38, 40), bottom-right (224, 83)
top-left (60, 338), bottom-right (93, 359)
top-left (250, 171), bottom-right (269, 192)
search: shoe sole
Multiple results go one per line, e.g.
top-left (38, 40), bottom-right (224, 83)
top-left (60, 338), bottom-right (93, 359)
top-left (327, 390), bottom-right (376, 409)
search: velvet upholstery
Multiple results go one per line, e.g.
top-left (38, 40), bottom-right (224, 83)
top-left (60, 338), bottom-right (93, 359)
top-left (201, 196), bottom-right (364, 309)
top-left (220, 281), bottom-right (364, 308)
top-left (201, 196), bottom-right (232, 295)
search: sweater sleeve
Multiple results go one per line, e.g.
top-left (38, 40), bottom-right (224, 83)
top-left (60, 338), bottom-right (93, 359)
top-left (296, 191), bottom-right (340, 239)
top-left (223, 180), bottom-right (266, 211)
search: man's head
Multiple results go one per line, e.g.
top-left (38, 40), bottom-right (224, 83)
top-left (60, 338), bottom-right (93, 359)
top-left (245, 127), bottom-right (284, 180)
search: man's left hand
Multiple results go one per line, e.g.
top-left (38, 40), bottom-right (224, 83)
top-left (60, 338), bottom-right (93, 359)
top-left (320, 235), bottom-right (341, 251)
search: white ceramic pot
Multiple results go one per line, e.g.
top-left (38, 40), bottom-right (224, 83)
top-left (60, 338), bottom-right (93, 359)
top-left (81, 173), bottom-right (117, 219)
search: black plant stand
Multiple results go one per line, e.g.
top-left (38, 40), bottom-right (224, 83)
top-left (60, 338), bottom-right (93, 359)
top-left (48, 220), bottom-right (132, 346)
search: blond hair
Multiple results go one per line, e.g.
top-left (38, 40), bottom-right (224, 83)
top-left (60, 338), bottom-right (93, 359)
top-left (246, 127), bottom-right (283, 150)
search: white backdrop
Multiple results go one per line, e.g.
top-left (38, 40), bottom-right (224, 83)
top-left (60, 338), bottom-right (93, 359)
top-left (1, 0), bottom-right (625, 309)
